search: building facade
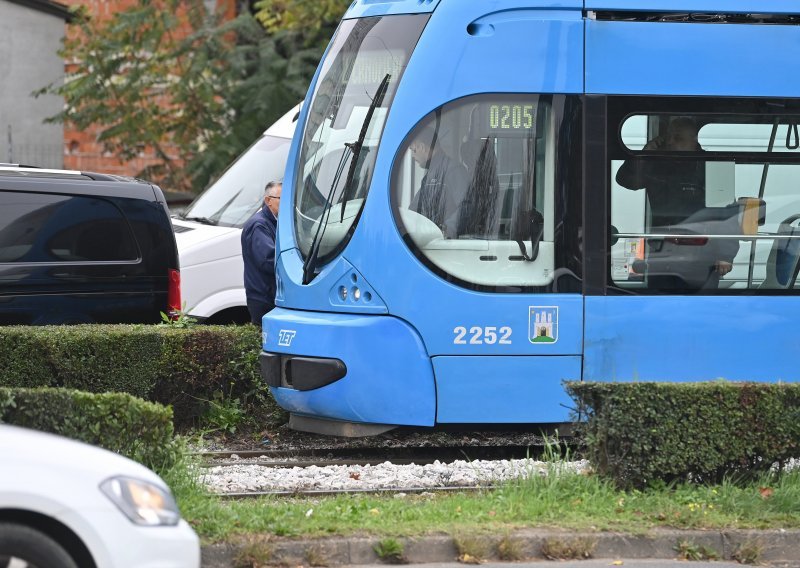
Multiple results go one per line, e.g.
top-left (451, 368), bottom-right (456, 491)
top-left (0, 0), bottom-right (71, 168)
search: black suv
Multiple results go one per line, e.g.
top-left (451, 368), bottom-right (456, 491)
top-left (0, 166), bottom-right (180, 324)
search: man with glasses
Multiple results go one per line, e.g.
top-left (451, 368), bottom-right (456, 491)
top-left (242, 181), bottom-right (282, 324)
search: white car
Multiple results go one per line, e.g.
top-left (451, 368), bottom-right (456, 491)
top-left (173, 103), bottom-right (301, 323)
top-left (0, 425), bottom-right (200, 568)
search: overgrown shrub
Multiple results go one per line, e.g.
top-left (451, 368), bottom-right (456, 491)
top-left (567, 381), bottom-right (800, 488)
top-left (0, 387), bottom-right (180, 471)
top-left (0, 325), bottom-right (284, 430)
top-left (153, 326), bottom-right (268, 426)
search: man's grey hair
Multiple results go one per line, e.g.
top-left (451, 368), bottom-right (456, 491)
top-left (265, 180), bottom-right (282, 197)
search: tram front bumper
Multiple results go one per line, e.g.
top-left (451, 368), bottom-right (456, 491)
top-left (260, 307), bottom-right (436, 427)
top-left (260, 352), bottom-right (347, 391)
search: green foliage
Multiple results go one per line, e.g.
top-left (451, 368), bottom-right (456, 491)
top-left (732, 540), bottom-right (763, 565)
top-left (253, 0), bottom-right (349, 46)
top-left (233, 538), bottom-right (274, 567)
top-left (154, 326), bottom-right (266, 427)
top-left (567, 381), bottom-right (800, 488)
top-left (374, 538), bottom-right (406, 564)
top-left (0, 325), bottom-right (161, 397)
top-left (454, 533), bottom-right (491, 564)
top-left (182, 471), bottom-right (800, 541)
top-left (674, 540), bottom-right (719, 561)
top-left (540, 432), bottom-right (571, 463)
top-left (201, 387), bottom-right (246, 435)
top-left (182, 18), bottom-right (318, 192)
top-left (0, 325), bottom-right (282, 431)
top-left (0, 387), bottom-right (179, 471)
top-left (39, 1), bottom-right (223, 190)
top-left (495, 533), bottom-right (525, 562)
top-left (540, 537), bottom-right (596, 560)
top-left (38, 1), bottom-right (314, 192)
top-left (305, 544), bottom-right (331, 567)
top-left (160, 302), bottom-right (198, 328)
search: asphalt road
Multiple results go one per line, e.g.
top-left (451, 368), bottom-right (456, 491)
top-left (354, 562), bottom-right (798, 568)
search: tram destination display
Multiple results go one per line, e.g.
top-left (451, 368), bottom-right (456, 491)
top-left (487, 103), bottom-right (536, 135)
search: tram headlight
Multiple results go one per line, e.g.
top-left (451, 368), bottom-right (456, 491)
top-left (339, 286), bottom-right (347, 301)
top-left (352, 287), bottom-right (361, 301)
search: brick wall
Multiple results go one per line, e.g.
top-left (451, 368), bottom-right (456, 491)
top-left (59, 0), bottom-right (237, 188)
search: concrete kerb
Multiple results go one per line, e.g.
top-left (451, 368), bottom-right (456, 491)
top-left (200, 528), bottom-right (800, 567)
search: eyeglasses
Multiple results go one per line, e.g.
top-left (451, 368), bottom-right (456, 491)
top-left (266, 196), bottom-right (281, 200)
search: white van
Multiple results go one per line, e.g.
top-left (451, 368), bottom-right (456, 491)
top-left (172, 103), bottom-right (300, 323)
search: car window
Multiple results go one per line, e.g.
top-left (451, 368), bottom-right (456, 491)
top-left (0, 191), bottom-right (139, 263)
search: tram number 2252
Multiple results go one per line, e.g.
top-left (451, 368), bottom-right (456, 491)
top-left (453, 326), bottom-right (512, 345)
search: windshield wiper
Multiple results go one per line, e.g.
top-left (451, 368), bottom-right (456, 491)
top-left (302, 145), bottom-right (354, 284)
top-left (184, 216), bottom-right (218, 226)
top-left (302, 74), bottom-right (391, 285)
top-left (339, 73), bottom-right (391, 222)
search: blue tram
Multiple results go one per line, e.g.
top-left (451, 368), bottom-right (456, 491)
top-left (260, 1), bottom-right (800, 435)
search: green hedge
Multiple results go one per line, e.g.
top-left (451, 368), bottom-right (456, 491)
top-left (0, 387), bottom-right (179, 471)
top-left (567, 381), bottom-right (800, 488)
top-left (0, 325), bottom-right (282, 429)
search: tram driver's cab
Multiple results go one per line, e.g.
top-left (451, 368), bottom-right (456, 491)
top-left (393, 95), bottom-right (568, 291)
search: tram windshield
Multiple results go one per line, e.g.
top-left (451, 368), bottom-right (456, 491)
top-left (294, 15), bottom-right (428, 276)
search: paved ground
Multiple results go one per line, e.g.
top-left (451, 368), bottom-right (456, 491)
top-left (201, 528), bottom-right (800, 567)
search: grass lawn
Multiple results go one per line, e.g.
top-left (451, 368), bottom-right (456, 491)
top-left (163, 458), bottom-right (800, 542)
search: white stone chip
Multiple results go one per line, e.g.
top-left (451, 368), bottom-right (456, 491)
top-left (201, 458), bottom-right (591, 494)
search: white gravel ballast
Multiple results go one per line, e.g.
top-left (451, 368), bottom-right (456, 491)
top-left (201, 458), bottom-right (591, 494)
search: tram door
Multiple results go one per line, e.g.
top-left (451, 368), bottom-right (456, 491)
top-left (391, 95), bottom-right (584, 424)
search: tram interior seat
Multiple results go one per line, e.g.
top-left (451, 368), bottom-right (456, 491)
top-left (399, 207), bottom-right (444, 248)
top-left (760, 213), bottom-right (800, 289)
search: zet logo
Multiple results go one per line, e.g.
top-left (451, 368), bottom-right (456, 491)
top-left (528, 306), bottom-right (558, 344)
top-left (277, 329), bottom-right (296, 347)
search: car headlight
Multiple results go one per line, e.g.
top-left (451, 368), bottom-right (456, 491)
top-left (100, 476), bottom-right (180, 526)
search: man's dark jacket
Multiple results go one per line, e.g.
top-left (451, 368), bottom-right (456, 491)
top-left (241, 206), bottom-right (277, 307)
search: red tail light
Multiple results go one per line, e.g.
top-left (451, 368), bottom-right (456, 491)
top-left (168, 269), bottom-right (181, 318)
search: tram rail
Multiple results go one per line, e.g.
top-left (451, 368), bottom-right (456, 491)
top-left (197, 442), bottom-right (572, 468)
top-left (219, 485), bottom-right (485, 499)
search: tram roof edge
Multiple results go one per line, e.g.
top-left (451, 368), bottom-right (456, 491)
top-left (343, 0), bottom-right (587, 20)
top-left (343, 0), bottom-right (441, 20)
top-left (343, 0), bottom-right (800, 19)
top-left (587, 0), bottom-right (800, 16)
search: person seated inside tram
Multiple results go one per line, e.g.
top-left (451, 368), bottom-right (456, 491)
top-left (616, 117), bottom-right (739, 289)
top-left (408, 124), bottom-right (468, 238)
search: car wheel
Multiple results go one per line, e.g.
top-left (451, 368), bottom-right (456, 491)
top-left (0, 523), bottom-right (79, 568)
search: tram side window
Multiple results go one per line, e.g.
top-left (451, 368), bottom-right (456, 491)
top-left (392, 94), bottom-right (561, 290)
top-left (610, 107), bottom-right (800, 293)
